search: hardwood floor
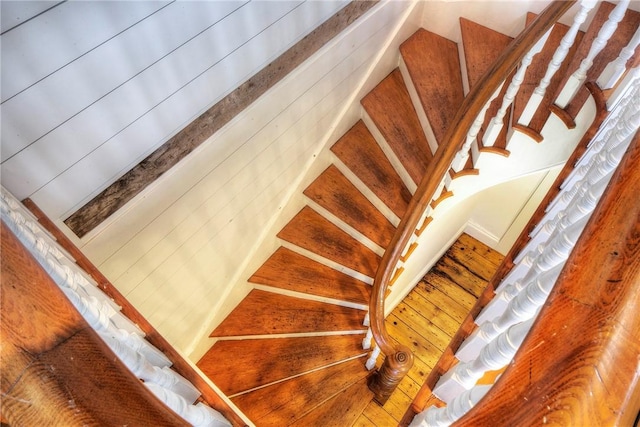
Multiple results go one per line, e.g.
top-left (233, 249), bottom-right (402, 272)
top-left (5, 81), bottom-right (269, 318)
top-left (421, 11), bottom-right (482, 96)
top-left (355, 233), bottom-right (504, 426)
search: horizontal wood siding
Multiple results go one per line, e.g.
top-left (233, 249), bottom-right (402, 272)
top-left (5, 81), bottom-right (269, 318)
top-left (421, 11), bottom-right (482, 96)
top-left (1, 0), bottom-right (346, 205)
top-left (1, 1), bottom-right (412, 355)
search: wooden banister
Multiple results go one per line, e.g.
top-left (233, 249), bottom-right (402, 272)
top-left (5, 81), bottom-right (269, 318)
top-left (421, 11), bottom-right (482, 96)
top-left (456, 128), bottom-right (640, 426)
top-left (21, 199), bottom-right (248, 427)
top-left (1, 221), bottom-right (190, 426)
top-left (367, 0), bottom-right (576, 402)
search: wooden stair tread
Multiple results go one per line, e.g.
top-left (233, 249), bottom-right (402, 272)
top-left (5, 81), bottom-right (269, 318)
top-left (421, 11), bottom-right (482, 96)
top-left (461, 17), bottom-right (514, 88)
top-left (231, 358), bottom-right (370, 426)
top-left (277, 206), bottom-right (381, 278)
top-left (331, 120), bottom-right (412, 219)
top-left (400, 28), bottom-right (465, 145)
top-left (210, 289), bottom-right (367, 337)
top-left (514, 13), bottom-right (585, 133)
top-left (460, 17), bottom-right (514, 150)
top-left (558, 2), bottom-right (640, 120)
top-left (304, 165), bottom-right (396, 248)
top-left (197, 335), bottom-right (366, 396)
top-left (289, 377), bottom-right (374, 427)
top-left (361, 69), bottom-right (433, 185)
top-left (249, 247), bottom-right (371, 305)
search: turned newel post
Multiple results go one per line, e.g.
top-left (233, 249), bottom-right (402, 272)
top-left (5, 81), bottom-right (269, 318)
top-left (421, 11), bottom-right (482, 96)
top-left (368, 345), bottom-right (414, 404)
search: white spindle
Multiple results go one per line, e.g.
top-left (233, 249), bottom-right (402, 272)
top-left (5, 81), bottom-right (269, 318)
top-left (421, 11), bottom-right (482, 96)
top-left (456, 264), bottom-right (563, 362)
top-left (519, 0), bottom-right (597, 125)
top-left (145, 383), bottom-right (231, 427)
top-left (363, 327), bottom-right (373, 350)
top-left (477, 214), bottom-right (589, 324)
top-left (410, 385), bottom-right (492, 427)
top-left (607, 66), bottom-right (640, 109)
top-left (555, 0), bottom-right (630, 107)
top-left (451, 85), bottom-right (502, 172)
top-left (528, 169), bottom-right (612, 252)
top-left (433, 319), bottom-right (534, 404)
top-left (597, 25), bottom-right (640, 89)
top-left (561, 98), bottom-right (640, 192)
top-left (483, 31), bottom-right (551, 146)
top-left (366, 345), bottom-right (381, 370)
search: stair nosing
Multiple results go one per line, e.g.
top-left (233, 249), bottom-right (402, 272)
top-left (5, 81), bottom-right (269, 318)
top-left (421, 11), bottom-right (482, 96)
top-left (251, 283), bottom-right (369, 310)
top-left (212, 329), bottom-right (368, 341)
top-left (228, 353), bottom-right (369, 398)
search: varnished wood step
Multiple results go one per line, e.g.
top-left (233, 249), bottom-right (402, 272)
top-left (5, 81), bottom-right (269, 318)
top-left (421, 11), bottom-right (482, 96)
top-left (513, 13), bottom-right (584, 133)
top-left (231, 358), bottom-right (370, 426)
top-left (361, 69), bottom-right (433, 185)
top-left (460, 17), bottom-right (513, 150)
top-left (304, 165), bottom-right (396, 249)
top-left (400, 28), bottom-right (465, 146)
top-left (277, 206), bottom-right (381, 278)
top-left (289, 377), bottom-right (374, 427)
top-left (210, 289), bottom-right (367, 337)
top-left (331, 120), bottom-right (412, 219)
top-left (197, 335), bottom-right (366, 396)
top-left (249, 247), bottom-right (371, 305)
top-left (556, 2), bottom-right (640, 120)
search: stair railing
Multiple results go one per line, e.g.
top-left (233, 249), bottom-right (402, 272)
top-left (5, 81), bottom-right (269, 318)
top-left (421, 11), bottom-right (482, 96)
top-left (0, 188), bottom-right (247, 426)
top-left (367, 0), bottom-right (577, 403)
top-left (413, 79), bottom-right (640, 426)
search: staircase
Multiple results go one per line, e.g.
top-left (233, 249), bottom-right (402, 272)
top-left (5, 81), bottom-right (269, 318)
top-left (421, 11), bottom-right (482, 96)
top-left (197, 3), bottom-right (640, 426)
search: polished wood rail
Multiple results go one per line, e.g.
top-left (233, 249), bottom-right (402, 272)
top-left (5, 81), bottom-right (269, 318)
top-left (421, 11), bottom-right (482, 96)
top-left (22, 199), bottom-right (248, 427)
top-left (457, 128), bottom-right (640, 426)
top-left (367, 0), bottom-right (576, 402)
top-left (0, 221), bottom-right (189, 426)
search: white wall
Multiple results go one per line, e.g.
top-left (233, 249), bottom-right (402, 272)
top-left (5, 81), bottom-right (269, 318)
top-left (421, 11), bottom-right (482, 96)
top-left (1, 0), bottom-right (348, 215)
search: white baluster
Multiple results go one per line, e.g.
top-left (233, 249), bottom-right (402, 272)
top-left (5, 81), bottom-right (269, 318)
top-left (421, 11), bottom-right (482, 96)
top-left (556, 0), bottom-right (630, 107)
top-left (519, 0), bottom-right (597, 125)
top-left (410, 385), bottom-right (492, 427)
top-left (528, 169), bottom-right (612, 251)
top-left (145, 383), bottom-right (231, 427)
top-left (483, 30), bottom-right (551, 146)
top-left (597, 25), bottom-right (640, 89)
top-left (561, 100), bottom-right (640, 192)
top-left (363, 327), bottom-right (373, 350)
top-left (102, 335), bottom-right (200, 403)
top-left (607, 66), bottom-right (640, 110)
top-left (478, 214), bottom-right (589, 324)
top-left (451, 86), bottom-right (501, 172)
top-left (433, 319), bottom-right (534, 404)
top-left (548, 118), bottom-right (637, 219)
top-left (456, 264), bottom-right (563, 362)
top-left (366, 345), bottom-right (381, 370)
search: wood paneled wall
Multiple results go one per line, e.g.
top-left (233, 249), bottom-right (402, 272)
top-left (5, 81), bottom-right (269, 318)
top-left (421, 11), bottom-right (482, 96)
top-left (1, 0), bottom-right (347, 211)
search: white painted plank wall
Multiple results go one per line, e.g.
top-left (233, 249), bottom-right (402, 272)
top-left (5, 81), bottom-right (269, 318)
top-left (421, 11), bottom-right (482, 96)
top-left (1, 0), bottom-right (347, 211)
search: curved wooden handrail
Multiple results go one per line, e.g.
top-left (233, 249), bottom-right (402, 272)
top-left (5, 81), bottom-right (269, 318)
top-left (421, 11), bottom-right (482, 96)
top-left (456, 128), bottom-right (640, 426)
top-left (368, 0), bottom-right (576, 401)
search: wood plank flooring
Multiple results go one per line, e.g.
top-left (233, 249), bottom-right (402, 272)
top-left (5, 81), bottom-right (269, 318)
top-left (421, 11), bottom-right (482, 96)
top-left (355, 233), bottom-right (503, 426)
